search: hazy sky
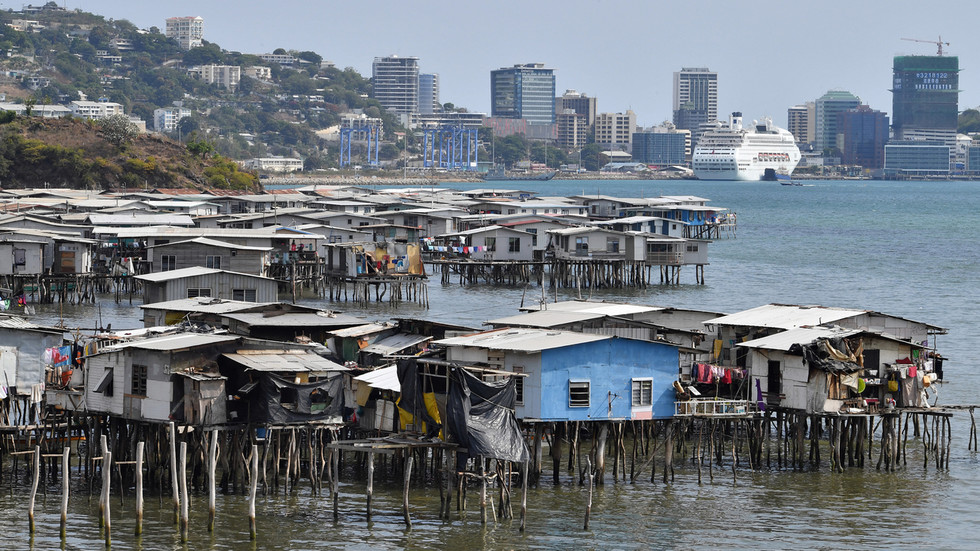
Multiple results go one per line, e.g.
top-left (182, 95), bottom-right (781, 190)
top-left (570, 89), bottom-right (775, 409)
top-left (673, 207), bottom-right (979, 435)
top-left (73, 0), bottom-right (977, 128)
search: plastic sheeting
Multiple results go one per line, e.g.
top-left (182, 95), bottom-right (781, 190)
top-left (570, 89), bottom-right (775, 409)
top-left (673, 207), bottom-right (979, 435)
top-left (791, 337), bottom-right (863, 374)
top-left (447, 367), bottom-right (529, 464)
top-left (396, 358), bottom-right (442, 438)
top-left (254, 372), bottom-right (345, 424)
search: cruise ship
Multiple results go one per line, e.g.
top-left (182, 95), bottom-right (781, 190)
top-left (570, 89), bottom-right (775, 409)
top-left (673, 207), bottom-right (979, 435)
top-left (692, 112), bottom-right (801, 181)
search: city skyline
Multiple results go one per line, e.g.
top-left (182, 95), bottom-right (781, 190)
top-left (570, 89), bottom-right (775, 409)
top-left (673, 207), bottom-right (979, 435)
top-left (76, 0), bottom-right (978, 129)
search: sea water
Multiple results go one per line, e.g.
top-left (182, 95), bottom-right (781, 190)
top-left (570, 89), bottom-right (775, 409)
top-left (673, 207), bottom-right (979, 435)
top-left (4, 179), bottom-right (980, 550)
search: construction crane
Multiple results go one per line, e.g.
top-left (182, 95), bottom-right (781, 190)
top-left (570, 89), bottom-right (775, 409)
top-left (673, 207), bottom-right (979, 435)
top-left (902, 36), bottom-right (950, 56)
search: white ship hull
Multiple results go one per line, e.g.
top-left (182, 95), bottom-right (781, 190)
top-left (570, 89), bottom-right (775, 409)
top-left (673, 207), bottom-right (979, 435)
top-left (693, 114), bottom-right (801, 181)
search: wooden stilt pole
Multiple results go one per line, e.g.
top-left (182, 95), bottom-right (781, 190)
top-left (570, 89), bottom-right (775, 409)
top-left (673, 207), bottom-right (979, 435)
top-left (103, 449), bottom-right (112, 547)
top-left (135, 441), bottom-right (144, 537)
top-left (179, 441), bottom-right (188, 543)
top-left (28, 446), bottom-right (39, 534)
top-left (169, 422), bottom-right (179, 524)
top-left (366, 451), bottom-right (374, 522)
top-left (520, 460), bottom-right (528, 532)
top-left (61, 447), bottom-right (70, 539)
top-left (249, 444), bottom-right (258, 540)
top-left (584, 456), bottom-right (594, 531)
top-left (403, 453), bottom-right (414, 528)
top-left (208, 429), bottom-right (218, 532)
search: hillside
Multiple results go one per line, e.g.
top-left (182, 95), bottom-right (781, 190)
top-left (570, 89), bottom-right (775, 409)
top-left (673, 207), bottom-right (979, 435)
top-left (0, 115), bottom-right (258, 190)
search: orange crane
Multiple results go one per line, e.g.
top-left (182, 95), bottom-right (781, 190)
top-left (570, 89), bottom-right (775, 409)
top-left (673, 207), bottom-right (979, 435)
top-left (902, 36), bottom-right (950, 56)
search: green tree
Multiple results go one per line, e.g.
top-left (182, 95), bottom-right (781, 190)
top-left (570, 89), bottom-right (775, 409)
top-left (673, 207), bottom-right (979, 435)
top-left (580, 143), bottom-right (602, 171)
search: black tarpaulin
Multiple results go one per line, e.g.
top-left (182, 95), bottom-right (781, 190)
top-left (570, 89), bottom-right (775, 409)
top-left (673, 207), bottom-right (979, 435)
top-left (255, 372), bottom-right (345, 424)
top-left (447, 367), bottom-right (529, 464)
top-left (791, 337), bottom-right (863, 374)
top-left (396, 358), bottom-right (441, 437)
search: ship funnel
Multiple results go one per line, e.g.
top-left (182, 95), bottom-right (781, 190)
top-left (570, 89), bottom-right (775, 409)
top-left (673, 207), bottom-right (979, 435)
top-left (730, 112), bottom-right (743, 130)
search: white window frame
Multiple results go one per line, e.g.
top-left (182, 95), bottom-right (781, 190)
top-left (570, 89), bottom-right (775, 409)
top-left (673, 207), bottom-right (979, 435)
top-left (513, 366), bottom-right (524, 406)
top-left (206, 255), bottom-right (221, 269)
top-left (161, 255), bottom-right (176, 271)
top-left (631, 378), bottom-right (653, 407)
top-left (187, 287), bottom-right (212, 298)
top-left (569, 380), bottom-right (590, 408)
top-left (233, 288), bottom-right (257, 302)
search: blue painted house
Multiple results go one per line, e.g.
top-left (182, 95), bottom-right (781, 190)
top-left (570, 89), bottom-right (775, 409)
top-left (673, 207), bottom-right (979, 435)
top-left (434, 328), bottom-right (679, 421)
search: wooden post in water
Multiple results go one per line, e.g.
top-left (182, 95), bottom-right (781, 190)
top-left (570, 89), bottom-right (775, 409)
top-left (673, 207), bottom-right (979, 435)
top-left (366, 451), bottom-right (374, 521)
top-left (103, 450), bottom-right (112, 547)
top-left (179, 441), bottom-right (188, 543)
top-left (402, 453), bottom-right (414, 529)
top-left (520, 460), bottom-right (528, 532)
top-left (331, 448), bottom-right (340, 519)
top-left (479, 456), bottom-right (487, 525)
top-left (584, 456), bottom-right (594, 531)
top-left (249, 444), bottom-right (258, 540)
top-left (61, 447), bottom-right (69, 539)
top-left (28, 446), bottom-right (39, 534)
top-left (208, 429), bottom-right (218, 532)
top-left (169, 422), bottom-right (179, 524)
top-left (135, 441), bottom-right (144, 537)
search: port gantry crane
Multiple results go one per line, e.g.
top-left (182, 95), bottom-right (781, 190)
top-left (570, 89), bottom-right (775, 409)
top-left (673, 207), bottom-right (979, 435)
top-left (901, 36), bottom-right (950, 56)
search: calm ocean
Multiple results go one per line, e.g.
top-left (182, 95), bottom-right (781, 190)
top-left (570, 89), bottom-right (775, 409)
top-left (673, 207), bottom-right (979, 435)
top-left (6, 179), bottom-right (980, 549)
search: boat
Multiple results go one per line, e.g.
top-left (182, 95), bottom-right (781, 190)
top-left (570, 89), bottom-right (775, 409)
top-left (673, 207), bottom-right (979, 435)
top-left (482, 166), bottom-right (557, 181)
top-left (693, 112), bottom-right (801, 181)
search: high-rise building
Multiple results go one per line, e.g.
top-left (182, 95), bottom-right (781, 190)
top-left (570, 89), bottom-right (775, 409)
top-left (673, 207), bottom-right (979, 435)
top-left (557, 90), bottom-right (596, 127)
top-left (672, 67), bottom-right (718, 146)
top-left (165, 16), bottom-right (204, 50)
top-left (815, 90), bottom-right (861, 152)
top-left (595, 110), bottom-right (636, 151)
top-left (372, 55), bottom-right (420, 116)
top-left (490, 63), bottom-right (556, 126)
top-left (837, 105), bottom-right (889, 169)
top-left (632, 123), bottom-right (689, 165)
top-left (891, 55), bottom-right (959, 140)
top-left (418, 73), bottom-right (440, 115)
top-left (787, 102), bottom-right (815, 145)
top-left (556, 110), bottom-right (588, 149)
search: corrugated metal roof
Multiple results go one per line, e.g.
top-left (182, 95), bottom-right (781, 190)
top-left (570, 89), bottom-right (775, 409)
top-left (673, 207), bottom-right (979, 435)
top-left (738, 327), bottom-right (861, 352)
top-left (487, 311), bottom-right (605, 328)
top-left (135, 267), bottom-right (274, 283)
top-left (105, 333), bottom-right (239, 352)
top-left (434, 327), bottom-right (610, 352)
top-left (360, 334), bottom-right (431, 356)
top-left (148, 237), bottom-right (273, 251)
top-left (222, 351), bottom-right (348, 372)
top-left (87, 214), bottom-right (195, 226)
top-left (524, 301), bottom-right (665, 317)
top-left (140, 298), bottom-right (274, 314)
top-left (706, 304), bottom-right (867, 330)
top-left (223, 312), bottom-right (366, 328)
top-left (175, 371), bottom-right (227, 381)
top-left (328, 323), bottom-right (391, 338)
top-left (353, 365), bottom-right (400, 392)
top-left (0, 316), bottom-right (61, 333)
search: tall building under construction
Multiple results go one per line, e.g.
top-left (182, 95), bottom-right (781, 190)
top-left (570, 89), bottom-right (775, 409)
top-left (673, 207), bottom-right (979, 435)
top-left (891, 55), bottom-right (959, 140)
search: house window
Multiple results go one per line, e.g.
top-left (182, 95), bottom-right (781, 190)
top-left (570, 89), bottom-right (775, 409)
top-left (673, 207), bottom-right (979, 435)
top-left (513, 366), bottom-right (524, 405)
top-left (233, 288), bottom-right (257, 302)
top-left (606, 238), bottom-right (620, 253)
top-left (631, 378), bottom-right (652, 406)
top-left (508, 237), bottom-right (521, 253)
top-left (131, 364), bottom-right (148, 396)
top-left (13, 248), bottom-right (25, 266)
top-left (569, 380), bottom-right (590, 408)
top-left (206, 255), bottom-right (221, 269)
top-left (95, 368), bottom-right (114, 396)
top-left (485, 237), bottom-right (496, 252)
top-left (575, 237), bottom-right (589, 255)
top-left (187, 288), bottom-right (211, 298)
top-left (686, 244), bottom-right (699, 252)
top-left (161, 255), bottom-right (176, 271)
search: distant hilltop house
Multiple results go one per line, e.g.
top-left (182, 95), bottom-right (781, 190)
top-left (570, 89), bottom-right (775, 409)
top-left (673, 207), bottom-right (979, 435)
top-left (187, 65), bottom-right (241, 92)
top-left (241, 157), bottom-right (305, 173)
top-left (165, 16), bottom-right (204, 50)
